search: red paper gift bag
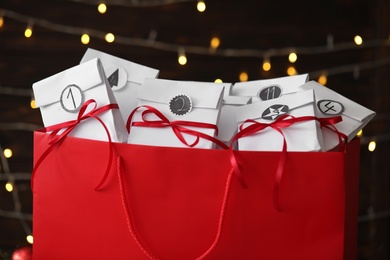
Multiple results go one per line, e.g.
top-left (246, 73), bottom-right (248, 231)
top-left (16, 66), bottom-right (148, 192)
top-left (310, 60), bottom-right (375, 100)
top-left (32, 130), bottom-right (359, 260)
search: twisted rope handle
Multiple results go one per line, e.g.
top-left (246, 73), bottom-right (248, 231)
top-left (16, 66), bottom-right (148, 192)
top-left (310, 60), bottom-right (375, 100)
top-left (116, 155), bottom-right (234, 260)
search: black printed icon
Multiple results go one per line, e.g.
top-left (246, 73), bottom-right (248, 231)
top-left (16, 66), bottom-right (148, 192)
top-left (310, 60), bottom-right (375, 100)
top-left (60, 84), bottom-right (84, 113)
top-left (261, 104), bottom-right (289, 120)
top-left (105, 66), bottom-right (127, 91)
top-left (107, 69), bottom-right (119, 88)
top-left (317, 100), bottom-right (344, 115)
top-left (169, 95), bottom-right (192, 116)
top-left (258, 85), bottom-right (282, 101)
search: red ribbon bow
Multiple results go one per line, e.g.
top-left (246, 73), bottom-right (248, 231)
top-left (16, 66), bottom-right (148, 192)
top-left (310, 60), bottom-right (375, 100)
top-left (31, 99), bottom-right (119, 191)
top-left (126, 105), bottom-right (229, 150)
top-left (229, 114), bottom-right (347, 211)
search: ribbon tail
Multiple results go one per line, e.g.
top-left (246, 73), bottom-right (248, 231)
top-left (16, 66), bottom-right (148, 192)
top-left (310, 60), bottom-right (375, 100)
top-left (92, 115), bottom-right (115, 191)
top-left (94, 143), bottom-right (114, 191)
top-left (229, 150), bottom-right (247, 189)
top-left (273, 151), bottom-right (286, 212)
top-left (273, 135), bottom-right (287, 212)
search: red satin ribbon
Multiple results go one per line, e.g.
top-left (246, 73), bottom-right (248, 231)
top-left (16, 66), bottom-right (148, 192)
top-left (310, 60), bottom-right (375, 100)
top-left (31, 99), bottom-right (119, 191)
top-left (126, 105), bottom-right (229, 150)
top-left (229, 114), bottom-right (347, 211)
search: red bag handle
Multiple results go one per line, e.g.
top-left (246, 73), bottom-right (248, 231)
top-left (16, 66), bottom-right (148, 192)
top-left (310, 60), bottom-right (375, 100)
top-left (116, 155), bottom-right (234, 260)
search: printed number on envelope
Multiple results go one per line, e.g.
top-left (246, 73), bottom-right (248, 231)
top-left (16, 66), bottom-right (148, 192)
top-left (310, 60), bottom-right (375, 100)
top-left (257, 85), bottom-right (282, 101)
top-left (261, 104), bottom-right (289, 120)
top-left (317, 100), bottom-right (344, 115)
top-left (169, 95), bottom-right (192, 116)
top-left (60, 84), bottom-right (85, 113)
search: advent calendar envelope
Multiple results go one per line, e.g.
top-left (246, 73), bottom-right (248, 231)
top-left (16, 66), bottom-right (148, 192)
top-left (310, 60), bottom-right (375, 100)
top-left (235, 89), bottom-right (324, 151)
top-left (299, 80), bottom-right (376, 151)
top-left (127, 78), bottom-right (225, 149)
top-left (221, 82), bottom-right (234, 97)
top-left (218, 95), bottom-right (251, 145)
top-left (80, 48), bottom-right (159, 122)
top-left (231, 73), bottom-right (308, 102)
top-left (32, 58), bottom-right (128, 143)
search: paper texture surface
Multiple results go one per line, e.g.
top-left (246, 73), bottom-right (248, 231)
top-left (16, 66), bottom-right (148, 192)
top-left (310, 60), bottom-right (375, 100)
top-left (33, 130), bottom-right (360, 260)
top-left (80, 48), bottom-right (159, 123)
top-left (218, 96), bottom-right (252, 144)
top-left (231, 74), bottom-right (309, 102)
top-left (299, 80), bottom-right (376, 151)
top-left (127, 78), bottom-right (225, 148)
top-left (235, 89), bottom-right (323, 151)
top-left (32, 58), bottom-right (128, 143)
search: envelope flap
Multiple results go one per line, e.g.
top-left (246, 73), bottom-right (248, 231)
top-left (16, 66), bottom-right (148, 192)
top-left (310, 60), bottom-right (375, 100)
top-left (224, 95), bottom-right (251, 105)
top-left (138, 78), bottom-right (224, 109)
top-left (33, 58), bottom-right (103, 108)
top-left (222, 83), bottom-right (233, 97)
top-left (80, 48), bottom-right (159, 85)
top-left (235, 89), bottom-right (314, 122)
top-left (300, 81), bottom-right (376, 121)
top-left (231, 73), bottom-right (309, 98)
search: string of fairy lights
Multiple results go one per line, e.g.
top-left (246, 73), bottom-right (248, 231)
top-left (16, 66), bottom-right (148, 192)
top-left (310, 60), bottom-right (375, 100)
top-left (1, 0), bottom-right (390, 247)
top-left (1, 5), bottom-right (390, 82)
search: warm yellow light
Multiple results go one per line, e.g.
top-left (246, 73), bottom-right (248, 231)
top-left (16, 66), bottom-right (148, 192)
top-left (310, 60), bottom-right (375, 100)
top-left (197, 1), bottom-right (206, 12)
top-left (210, 37), bottom-right (220, 49)
top-left (26, 235), bottom-right (34, 244)
top-left (288, 52), bottom-right (298, 63)
top-left (105, 33), bottom-right (115, 43)
top-left (0, 16), bottom-right (4, 28)
top-left (5, 182), bottom-right (13, 192)
top-left (30, 99), bottom-right (36, 109)
top-left (318, 74), bottom-right (327, 85)
top-left (239, 72), bottom-right (248, 82)
top-left (81, 34), bottom-right (90, 44)
top-left (368, 141), bottom-right (376, 152)
top-left (354, 35), bottom-right (363, 45)
top-left (356, 129), bottom-right (363, 137)
top-left (214, 79), bottom-right (223, 83)
top-left (98, 3), bottom-right (107, 14)
top-left (287, 66), bottom-right (297, 76)
top-left (24, 27), bottom-right (33, 38)
top-left (178, 54), bottom-right (187, 65)
top-left (262, 59), bottom-right (271, 71)
top-left (4, 148), bottom-right (12, 158)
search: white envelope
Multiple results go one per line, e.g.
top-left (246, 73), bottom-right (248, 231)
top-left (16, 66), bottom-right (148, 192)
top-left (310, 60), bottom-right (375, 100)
top-left (127, 78), bottom-right (225, 149)
top-left (80, 48), bottom-right (159, 122)
top-left (222, 82), bottom-right (234, 97)
top-left (218, 95), bottom-right (252, 145)
top-left (235, 89), bottom-right (324, 151)
top-left (32, 58), bottom-right (128, 143)
top-left (299, 81), bottom-right (376, 151)
top-left (231, 73), bottom-right (309, 102)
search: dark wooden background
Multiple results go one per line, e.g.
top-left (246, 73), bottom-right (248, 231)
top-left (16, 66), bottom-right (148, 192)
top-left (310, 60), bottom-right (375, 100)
top-left (0, 0), bottom-right (389, 259)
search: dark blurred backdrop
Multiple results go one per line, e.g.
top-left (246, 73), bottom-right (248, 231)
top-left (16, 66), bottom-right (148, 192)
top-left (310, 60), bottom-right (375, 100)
top-left (0, 0), bottom-right (389, 259)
